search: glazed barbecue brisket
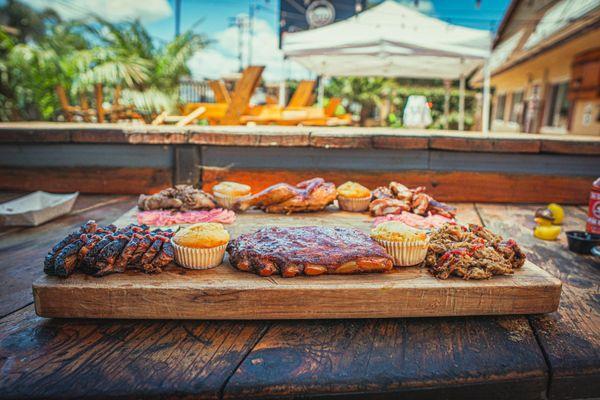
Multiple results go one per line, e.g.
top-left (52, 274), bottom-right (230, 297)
top-left (44, 220), bottom-right (174, 278)
top-left (227, 226), bottom-right (393, 277)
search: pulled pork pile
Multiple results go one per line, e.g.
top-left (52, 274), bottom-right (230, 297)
top-left (425, 223), bottom-right (526, 280)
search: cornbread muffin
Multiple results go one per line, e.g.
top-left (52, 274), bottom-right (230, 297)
top-left (174, 223), bottom-right (230, 249)
top-left (337, 181), bottom-right (371, 199)
top-left (371, 221), bottom-right (427, 242)
top-left (213, 181), bottom-right (251, 197)
top-left (212, 181), bottom-right (251, 209)
top-left (337, 181), bottom-right (371, 212)
top-left (370, 221), bottom-right (429, 266)
top-left (172, 223), bottom-right (230, 269)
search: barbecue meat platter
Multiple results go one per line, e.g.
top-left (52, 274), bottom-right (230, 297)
top-left (36, 178), bottom-right (562, 320)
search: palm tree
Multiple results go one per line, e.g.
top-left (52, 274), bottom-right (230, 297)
top-left (3, 21), bottom-right (91, 120)
top-left (76, 19), bottom-right (207, 115)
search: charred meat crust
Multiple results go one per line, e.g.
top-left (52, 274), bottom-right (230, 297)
top-left (43, 220), bottom-right (175, 278)
top-left (227, 226), bottom-right (393, 277)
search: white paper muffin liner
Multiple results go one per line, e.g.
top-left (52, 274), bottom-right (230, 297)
top-left (171, 239), bottom-right (228, 270)
top-left (373, 237), bottom-right (430, 267)
top-left (337, 195), bottom-right (371, 212)
top-left (213, 192), bottom-right (242, 209)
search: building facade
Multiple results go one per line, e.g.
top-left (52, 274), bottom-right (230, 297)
top-left (483, 0), bottom-right (600, 135)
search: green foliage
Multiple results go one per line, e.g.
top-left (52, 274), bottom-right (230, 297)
top-left (325, 77), bottom-right (478, 129)
top-left (0, 1), bottom-right (207, 120)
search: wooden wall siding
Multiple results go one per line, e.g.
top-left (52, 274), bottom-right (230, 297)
top-left (0, 123), bottom-right (598, 155)
top-left (0, 167), bottom-right (172, 194)
top-left (201, 146), bottom-right (599, 177)
top-left (0, 144), bottom-right (173, 168)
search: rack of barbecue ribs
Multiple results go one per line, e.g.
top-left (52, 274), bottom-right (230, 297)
top-left (370, 182), bottom-right (457, 218)
top-left (138, 185), bottom-right (216, 211)
top-left (233, 177), bottom-right (337, 213)
top-left (44, 220), bottom-right (174, 278)
top-left (227, 226), bottom-right (393, 277)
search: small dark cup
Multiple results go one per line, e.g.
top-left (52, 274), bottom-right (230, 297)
top-left (565, 231), bottom-right (600, 254)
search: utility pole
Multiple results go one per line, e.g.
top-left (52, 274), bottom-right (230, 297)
top-left (229, 16), bottom-right (246, 71)
top-left (247, 0), bottom-right (269, 67)
top-left (174, 0), bottom-right (181, 36)
top-left (248, 0), bottom-right (255, 66)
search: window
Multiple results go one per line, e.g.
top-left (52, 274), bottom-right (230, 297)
top-left (495, 94), bottom-right (507, 120)
top-left (509, 91), bottom-right (524, 123)
top-left (545, 82), bottom-right (570, 128)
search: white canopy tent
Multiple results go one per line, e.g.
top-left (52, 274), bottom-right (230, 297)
top-left (282, 0), bottom-right (493, 132)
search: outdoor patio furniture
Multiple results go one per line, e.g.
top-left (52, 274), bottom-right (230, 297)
top-left (180, 65), bottom-right (265, 125)
top-left (54, 85), bottom-right (96, 122)
top-left (0, 191), bottom-right (597, 399)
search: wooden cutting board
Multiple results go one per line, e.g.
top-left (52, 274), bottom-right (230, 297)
top-left (33, 207), bottom-right (562, 319)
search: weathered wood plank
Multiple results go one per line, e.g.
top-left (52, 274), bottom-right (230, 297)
top-left (476, 204), bottom-right (600, 400)
top-left (201, 169), bottom-right (591, 204)
top-left (223, 316), bottom-right (548, 399)
top-left (0, 167), bottom-right (172, 194)
top-left (0, 305), bottom-right (268, 400)
top-left (189, 126), bottom-right (311, 147)
top-left (0, 195), bottom-right (135, 318)
top-left (429, 137), bottom-right (540, 153)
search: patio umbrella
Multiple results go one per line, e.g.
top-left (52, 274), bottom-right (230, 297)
top-left (282, 0), bottom-right (493, 132)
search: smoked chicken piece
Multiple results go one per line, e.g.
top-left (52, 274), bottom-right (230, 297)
top-left (264, 182), bottom-right (337, 214)
top-left (234, 177), bottom-right (336, 214)
top-left (227, 226), bottom-right (393, 277)
top-left (234, 183), bottom-right (298, 211)
top-left (138, 185), bottom-right (216, 211)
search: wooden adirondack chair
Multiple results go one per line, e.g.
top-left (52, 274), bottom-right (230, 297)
top-left (287, 80), bottom-right (316, 107)
top-left (55, 85), bottom-right (95, 122)
top-left (208, 80), bottom-right (231, 104)
top-left (93, 84), bottom-right (145, 123)
top-left (178, 65), bottom-right (265, 125)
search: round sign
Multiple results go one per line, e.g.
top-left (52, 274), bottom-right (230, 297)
top-left (306, 0), bottom-right (336, 28)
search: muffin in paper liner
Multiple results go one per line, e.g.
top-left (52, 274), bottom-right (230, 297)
top-left (373, 237), bottom-right (430, 267)
top-left (213, 192), bottom-right (239, 210)
top-left (171, 239), bottom-right (227, 270)
top-left (337, 195), bottom-right (371, 212)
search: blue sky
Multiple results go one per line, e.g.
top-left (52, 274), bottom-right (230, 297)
top-left (17, 0), bottom-right (512, 81)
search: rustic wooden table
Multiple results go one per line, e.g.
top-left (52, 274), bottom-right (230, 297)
top-left (0, 193), bottom-right (598, 400)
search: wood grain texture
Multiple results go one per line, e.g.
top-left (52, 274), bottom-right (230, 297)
top-left (201, 169), bottom-right (592, 204)
top-left (0, 167), bottom-right (172, 194)
top-left (223, 316), bottom-right (548, 399)
top-left (476, 204), bottom-right (600, 400)
top-left (0, 305), bottom-right (267, 400)
top-left (429, 137), bottom-right (541, 153)
top-left (0, 195), bottom-right (136, 318)
top-left (33, 207), bottom-right (560, 320)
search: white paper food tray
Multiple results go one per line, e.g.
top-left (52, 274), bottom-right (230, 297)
top-left (0, 191), bottom-right (78, 226)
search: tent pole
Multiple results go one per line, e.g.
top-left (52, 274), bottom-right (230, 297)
top-left (317, 75), bottom-right (325, 107)
top-left (443, 80), bottom-right (450, 130)
top-left (279, 58), bottom-right (286, 107)
top-left (482, 61), bottom-right (491, 135)
top-left (459, 73), bottom-right (465, 131)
